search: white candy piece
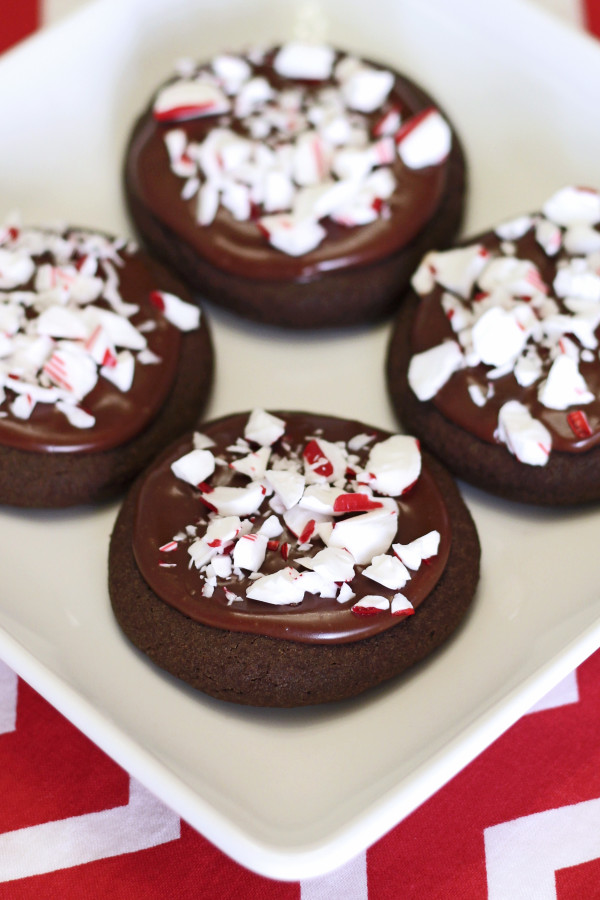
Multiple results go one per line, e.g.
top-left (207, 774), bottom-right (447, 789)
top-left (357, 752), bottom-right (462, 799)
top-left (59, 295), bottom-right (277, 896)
top-left (299, 484), bottom-right (345, 515)
top-left (230, 446), bottom-right (271, 481)
top-left (10, 392), bottom-right (35, 420)
top-left (197, 181), bottom-right (220, 226)
top-left (265, 468), bottom-right (305, 509)
top-left (293, 131), bottom-right (332, 186)
top-left (351, 595), bottom-right (390, 614)
top-left (537, 354), bottom-right (594, 410)
top-left (564, 224), bottom-right (600, 255)
top-left (337, 582), bottom-right (356, 605)
top-left (246, 567), bottom-right (306, 605)
top-left (35, 305), bottom-right (87, 340)
top-left (83, 307), bottom-right (146, 351)
top-left (193, 431), bottom-right (216, 450)
top-left (257, 514), bottom-right (284, 538)
top-left (341, 66), bottom-right (394, 113)
top-left (441, 292), bottom-right (474, 333)
top-left (151, 291), bottom-right (200, 331)
top-left (513, 351), bottom-right (543, 388)
top-left (393, 530), bottom-right (440, 570)
top-left (84, 323), bottom-right (117, 368)
top-left (416, 245), bottom-right (489, 299)
top-left (326, 501), bottom-right (398, 565)
top-left (407, 340), bottom-right (464, 401)
top-left (391, 594), bottom-right (414, 617)
top-left (471, 306), bottom-right (529, 368)
top-left (362, 435), bottom-right (421, 497)
top-left (543, 186), bottom-right (600, 227)
top-left (273, 43), bottom-right (335, 81)
top-left (202, 482), bottom-right (265, 516)
top-left (171, 448), bottom-right (215, 486)
top-left (153, 79), bottom-right (230, 121)
top-left (363, 553), bottom-right (410, 590)
top-left (495, 216), bottom-right (533, 241)
top-left (244, 409), bottom-right (286, 446)
top-left (283, 505), bottom-right (330, 542)
top-left (210, 555), bottom-right (233, 579)
top-left (188, 538), bottom-right (217, 569)
top-left (258, 213), bottom-right (327, 256)
top-left (297, 547), bottom-right (355, 583)
top-left (100, 349), bottom-right (135, 392)
top-left (554, 259), bottom-right (600, 303)
top-left (212, 54), bottom-right (251, 93)
top-left (397, 109), bottom-right (451, 169)
top-left (204, 515), bottom-right (242, 547)
top-left (477, 256), bottom-right (546, 298)
top-left (303, 437), bottom-right (347, 484)
top-left (496, 400), bottom-right (551, 466)
top-left (43, 345), bottom-right (98, 400)
top-left (0, 249), bottom-right (34, 290)
top-left (233, 533), bottom-right (268, 572)
top-left (535, 217), bottom-right (562, 256)
top-left (56, 400), bottom-right (95, 429)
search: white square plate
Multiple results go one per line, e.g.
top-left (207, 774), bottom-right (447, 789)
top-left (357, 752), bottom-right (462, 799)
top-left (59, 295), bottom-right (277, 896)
top-left (1, 0), bottom-right (600, 880)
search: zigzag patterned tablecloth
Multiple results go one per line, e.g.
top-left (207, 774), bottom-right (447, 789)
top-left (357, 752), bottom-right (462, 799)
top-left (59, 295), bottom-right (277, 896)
top-left (2, 1), bottom-right (600, 897)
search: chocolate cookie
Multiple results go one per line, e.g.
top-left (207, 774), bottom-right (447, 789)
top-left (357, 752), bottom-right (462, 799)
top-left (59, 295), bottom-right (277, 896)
top-left (0, 223), bottom-right (213, 507)
top-left (109, 410), bottom-right (479, 707)
top-left (387, 186), bottom-right (600, 505)
top-left (123, 43), bottom-right (466, 328)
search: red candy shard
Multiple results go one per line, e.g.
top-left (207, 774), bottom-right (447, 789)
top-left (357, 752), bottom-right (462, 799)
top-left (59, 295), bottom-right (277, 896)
top-left (159, 541), bottom-right (178, 552)
top-left (153, 102), bottom-right (215, 122)
top-left (280, 542), bottom-right (290, 560)
top-left (149, 290), bottom-right (166, 311)
top-left (390, 606), bottom-right (415, 618)
top-left (567, 410), bottom-right (593, 440)
top-left (351, 604), bottom-right (383, 617)
top-left (303, 439), bottom-right (334, 477)
top-left (102, 348), bottom-right (117, 368)
top-left (333, 493), bottom-right (383, 513)
top-left (299, 519), bottom-right (316, 543)
top-left (394, 106), bottom-right (435, 145)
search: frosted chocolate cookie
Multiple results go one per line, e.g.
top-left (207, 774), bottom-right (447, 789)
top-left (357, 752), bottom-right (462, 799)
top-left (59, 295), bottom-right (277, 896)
top-left (0, 222), bottom-right (213, 507)
top-left (387, 186), bottom-right (600, 505)
top-left (124, 43), bottom-right (466, 328)
top-left (109, 409), bottom-right (479, 707)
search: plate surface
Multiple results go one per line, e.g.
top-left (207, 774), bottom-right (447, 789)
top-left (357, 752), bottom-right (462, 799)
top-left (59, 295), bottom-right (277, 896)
top-left (1, 0), bottom-right (600, 880)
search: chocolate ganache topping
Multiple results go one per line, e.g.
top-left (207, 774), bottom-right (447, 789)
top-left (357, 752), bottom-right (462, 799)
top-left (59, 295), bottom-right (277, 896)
top-left (407, 187), bottom-right (600, 466)
top-left (0, 223), bottom-right (200, 453)
top-left (132, 410), bottom-right (451, 644)
top-left (126, 43), bottom-right (454, 280)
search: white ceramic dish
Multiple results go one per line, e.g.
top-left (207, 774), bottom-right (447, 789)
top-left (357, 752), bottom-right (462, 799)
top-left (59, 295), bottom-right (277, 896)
top-left (1, 0), bottom-right (600, 880)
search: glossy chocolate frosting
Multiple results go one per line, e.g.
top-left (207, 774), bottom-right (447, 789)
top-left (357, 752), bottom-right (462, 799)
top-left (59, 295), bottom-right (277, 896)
top-left (126, 48), bottom-right (450, 281)
top-left (132, 411), bottom-right (451, 644)
top-left (0, 229), bottom-right (185, 454)
top-left (410, 224), bottom-right (600, 454)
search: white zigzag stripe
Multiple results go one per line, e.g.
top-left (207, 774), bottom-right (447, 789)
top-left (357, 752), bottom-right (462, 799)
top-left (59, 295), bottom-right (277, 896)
top-left (0, 660), bottom-right (17, 735)
top-left (0, 778), bottom-right (180, 882)
top-left (0, 659), bottom-right (180, 882)
top-left (528, 669), bottom-right (579, 714)
top-left (485, 797), bottom-right (600, 900)
top-left (301, 850), bottom-right (368, 900)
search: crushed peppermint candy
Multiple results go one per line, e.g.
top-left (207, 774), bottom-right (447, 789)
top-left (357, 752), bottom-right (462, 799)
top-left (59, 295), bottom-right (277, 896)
top-left (0, 223), bottom-right (200, 433)
top-left (407, 187), bottom-right (600, 464)
top-left (134, 411), bottom-right (447, 640)
top-left (152, 44), bottom-right (452, 256)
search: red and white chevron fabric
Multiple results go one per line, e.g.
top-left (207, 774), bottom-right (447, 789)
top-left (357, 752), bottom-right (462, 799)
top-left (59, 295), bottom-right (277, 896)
top-left (0, 651), bottom-right (600, 897)
top-left (2, 1), bottom-right (600, 897)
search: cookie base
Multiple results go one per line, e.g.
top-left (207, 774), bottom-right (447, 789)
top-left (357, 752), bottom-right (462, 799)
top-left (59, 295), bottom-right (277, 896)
top-left (109, 451), bottom-right (479, 707)
top-left (387, 293), bottom-right (600, 506)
